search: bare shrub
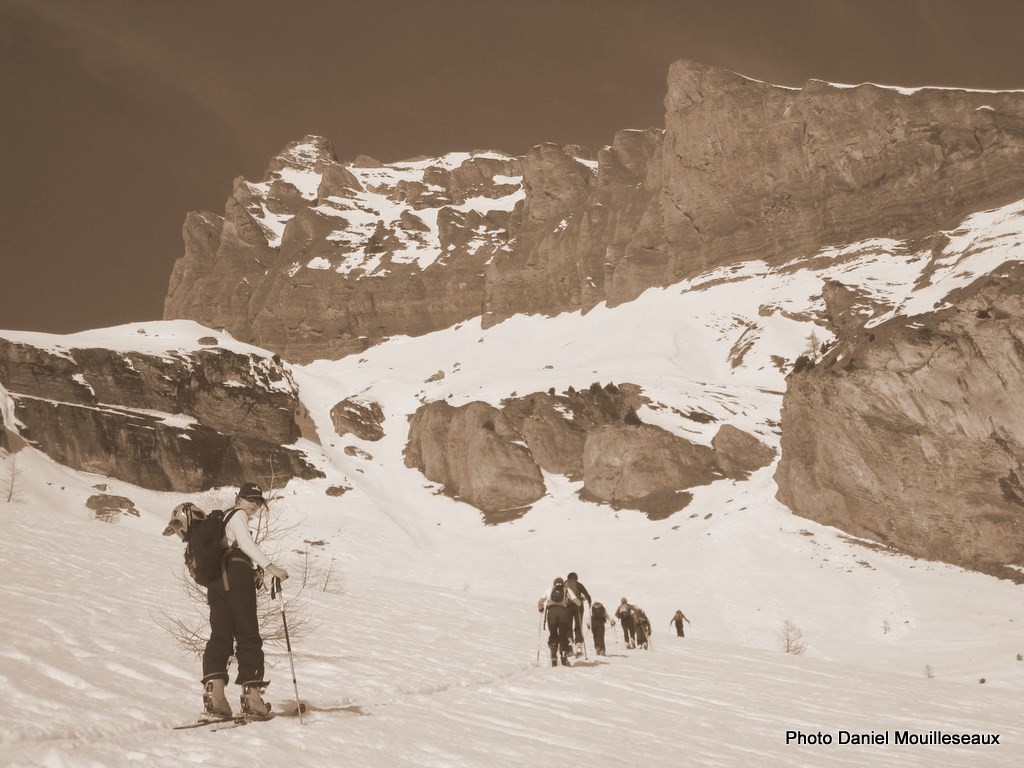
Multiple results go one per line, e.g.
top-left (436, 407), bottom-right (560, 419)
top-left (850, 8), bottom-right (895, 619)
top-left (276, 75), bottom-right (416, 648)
top-left (1, 449), bottom-right (25, 503)
top-left (778, 619), bottom-right (807, 655)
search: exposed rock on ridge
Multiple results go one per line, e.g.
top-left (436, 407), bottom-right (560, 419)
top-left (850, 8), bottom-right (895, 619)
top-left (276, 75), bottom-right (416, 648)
top-left (775, 261), bottom-right (1024, 576)
top-left (166, 61), bottom-right (1024, 363)
top-left (0, 335), bottom-right (323, 492)
top-left (405, 384), bottom-right (775, 522)
top-left (330, 397), bottom-right (385, 442)
top-left (166, 137), bottom-right (523, 363)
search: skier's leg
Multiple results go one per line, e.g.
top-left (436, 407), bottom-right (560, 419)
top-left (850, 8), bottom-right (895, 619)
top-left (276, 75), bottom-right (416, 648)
top-left (224, 561), bottom-right (265, 685)
top-left (547, 611), bottom-right (560, 666)
top-left (202, 584), bottom-right (233, 682)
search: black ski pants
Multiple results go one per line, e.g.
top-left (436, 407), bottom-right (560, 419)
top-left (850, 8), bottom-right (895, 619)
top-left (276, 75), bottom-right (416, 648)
top-left (635, 620), bottom-right (649, 648)
top-left (593, 622), bottom-right (607, 654)
top-left (674, 618), bottom-right (685, 637)
top-left (570, 602), bottom-right (586, 643)
top-left (620, 615), bottom-right (635, 646)
top-left (203, 559), bottom-right (264, 685)
top-left (545, 605), bottom-right (573, 662)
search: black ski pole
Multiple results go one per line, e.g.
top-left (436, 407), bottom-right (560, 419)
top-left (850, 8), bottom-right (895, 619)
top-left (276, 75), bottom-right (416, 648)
top-left (537, 606), bottom-right (548, 663)
top-left (580, 603), bottom-right (589, 660)
top-left (272, 576), bottom-right (304, 724)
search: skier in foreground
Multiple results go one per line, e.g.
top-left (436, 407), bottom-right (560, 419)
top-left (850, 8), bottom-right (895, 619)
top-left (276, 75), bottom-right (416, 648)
top-left (164, 482), bottom-right (289, 721)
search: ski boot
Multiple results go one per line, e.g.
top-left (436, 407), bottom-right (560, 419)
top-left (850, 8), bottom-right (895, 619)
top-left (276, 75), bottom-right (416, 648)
top-left (202, 677), bottom-right (233, 720)
top-left (240, 681), bottom-right (273, 720)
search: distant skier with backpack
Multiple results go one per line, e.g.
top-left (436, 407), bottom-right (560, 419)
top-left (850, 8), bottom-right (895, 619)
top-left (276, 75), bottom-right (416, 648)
top-left (632, 605), bottom-right (652, 649)
top-left (537, 576), bottom-right (582, 666)
top-left (587, 601), bottom-right (615, 655)
top-left (564, 571), bottom-right (592, 656)
top-left (670, 609), bottom-right (691, 637)
top-left (163, 482), bottom-right (288, 721)
top-left (616, 598), bottom-right (636, 648)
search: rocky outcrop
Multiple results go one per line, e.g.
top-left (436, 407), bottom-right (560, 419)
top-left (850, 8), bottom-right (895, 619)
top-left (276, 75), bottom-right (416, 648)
top-left (500, 383), bottom-right (647, 479)
top-left (86, 494), bottom-right (139, 523)
top-left (330, 398), bottom-right (385, 441)
top-left (404, 401), bottom-right (545, 521)
top-left (821, 280), bottom-right (882, 338)
top-left (406, 384), bottom-right (774, 521)
top-left (165, 62), bottom-right (1024, 364)
top-left (775, 262), bottom-right (1024, 576)
top-left (711, 424), bottom-right (777, 480)
top-left (581, 424), bottom-right (719, 518)
top-left (0, 335), bottom-right (323, 492)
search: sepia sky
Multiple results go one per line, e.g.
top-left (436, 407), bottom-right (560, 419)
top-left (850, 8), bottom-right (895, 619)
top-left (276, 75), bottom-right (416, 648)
top-left (3, 0), bottom-right (1023, 334)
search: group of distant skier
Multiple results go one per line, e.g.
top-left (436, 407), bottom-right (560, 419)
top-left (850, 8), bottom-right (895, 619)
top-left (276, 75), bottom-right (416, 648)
top-left (537, 572), bottom-right (690, 667)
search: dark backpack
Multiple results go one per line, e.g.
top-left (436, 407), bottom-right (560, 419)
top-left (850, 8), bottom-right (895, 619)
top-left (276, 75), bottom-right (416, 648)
top-left (184, 508), bottom-right (239, 586)
top-left (592, 603), bottom-right (606, 622)
top-left (549, 580), bottom-right (566, 605)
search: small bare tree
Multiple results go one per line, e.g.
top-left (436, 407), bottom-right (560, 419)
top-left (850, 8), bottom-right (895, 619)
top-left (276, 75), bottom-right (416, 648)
top-left (1, 449), bottom-right (24, 503)
top-left (805, 328), bottom-right (821, 358)
top-left (778, 619), bottom-right (807, 655)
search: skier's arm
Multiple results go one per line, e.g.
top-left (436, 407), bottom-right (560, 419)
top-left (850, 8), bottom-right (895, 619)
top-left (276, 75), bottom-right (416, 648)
top-left (226, 513), bottom-right (288, 580)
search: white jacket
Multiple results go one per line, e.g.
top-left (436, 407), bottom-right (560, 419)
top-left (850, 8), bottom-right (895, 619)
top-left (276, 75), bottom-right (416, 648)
top-left (224, 508), bottom-right (273, 569)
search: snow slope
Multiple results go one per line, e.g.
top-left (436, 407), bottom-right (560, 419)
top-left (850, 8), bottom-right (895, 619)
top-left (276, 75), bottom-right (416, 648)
top-left (2, 201), bottom-right (1024, 767)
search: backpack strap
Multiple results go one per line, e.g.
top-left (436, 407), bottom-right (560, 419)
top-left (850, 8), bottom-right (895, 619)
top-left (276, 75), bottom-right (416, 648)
top-left (219, 508), bottom-right (241, 592)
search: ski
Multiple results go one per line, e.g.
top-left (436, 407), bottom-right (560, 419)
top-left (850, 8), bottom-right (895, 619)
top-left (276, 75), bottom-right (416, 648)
top-left (173, 716), bottom-right (245, 731)
top-left (173, 713), bottom-right (275, 731)
top-left (210, 716), bottom-right (265, 732)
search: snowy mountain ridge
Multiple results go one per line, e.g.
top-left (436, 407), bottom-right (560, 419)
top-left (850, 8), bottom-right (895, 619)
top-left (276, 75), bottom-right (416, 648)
top-left (164, 59), bottom-right (1024, 363)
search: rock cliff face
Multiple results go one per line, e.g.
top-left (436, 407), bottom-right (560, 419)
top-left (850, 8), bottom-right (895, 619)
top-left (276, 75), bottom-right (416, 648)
top-left (0, 333), bottom-right (323, 492)
top-left (775, 262), bottom-right (1024, 576)
top-left (165, 138), bottom-right (523, 363)
top-left (165, 61), bottom-right (1024, 364)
